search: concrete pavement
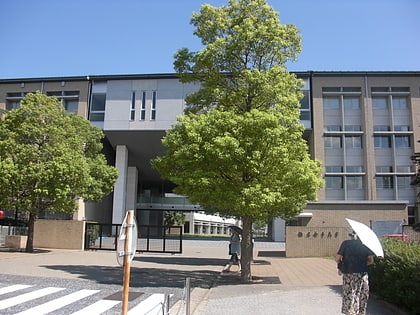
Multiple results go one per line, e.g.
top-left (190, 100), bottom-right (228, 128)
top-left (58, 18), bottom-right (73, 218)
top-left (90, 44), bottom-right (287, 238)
top-left (0, 240), bottom-right (411, 315)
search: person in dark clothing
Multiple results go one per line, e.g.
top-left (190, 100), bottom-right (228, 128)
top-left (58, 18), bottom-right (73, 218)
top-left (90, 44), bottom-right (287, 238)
top-left (336, 233), bottom-right (374, 315)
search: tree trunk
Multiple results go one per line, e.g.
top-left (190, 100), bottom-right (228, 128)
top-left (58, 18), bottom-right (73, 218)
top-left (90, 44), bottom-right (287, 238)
top-left (240, 215), bottom-right (253, 282)
top-left (25, 212), bottom-right (35, 253)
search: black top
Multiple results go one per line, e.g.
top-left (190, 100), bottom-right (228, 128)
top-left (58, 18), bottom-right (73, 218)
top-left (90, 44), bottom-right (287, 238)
top-left (337, 239), bottom-right (373, 274)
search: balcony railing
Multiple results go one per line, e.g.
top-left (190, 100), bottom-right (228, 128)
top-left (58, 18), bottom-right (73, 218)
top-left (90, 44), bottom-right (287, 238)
top-left (137, 195), bottom-right (202, 211)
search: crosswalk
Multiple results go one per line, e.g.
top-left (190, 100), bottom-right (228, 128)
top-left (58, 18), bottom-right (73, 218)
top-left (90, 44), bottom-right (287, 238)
top-left (0, 283), bottom-right (170, 315)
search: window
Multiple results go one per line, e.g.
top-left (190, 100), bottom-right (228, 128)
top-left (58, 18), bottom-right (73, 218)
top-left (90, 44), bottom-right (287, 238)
top-left (325, 176), bottom-right (343, 189)
top-left (324, 136), bottom-right (342, 148)
top-left (374, 125), bottom-right (390, 132)
top-left (64, 99), bottom-right (78, 113)
top-left (391, 87), bottom-right (410, 92)
top-left (343, 96), bottom-right (360, 109)
top-left (130, 92), bottom-right (136, 121)
top-left (347, 176), bottom-right (363, 189)
top-left (371, 87), bottom-right (389, 93)
top-left (322, 87), bottom-right (341, 93)
top-left (150, 91), bottom-right (156, 120)
top-left (374, 136), bottom-right (391, 148)
top-left (346, 166), bottom-right (363, 173)
top-left (325, 166), bottom-right (343, 173)
top-left (344, 125), bottom-right (361, 131)
top-left (90, 93), bottom-right (106, 121)
top-left (376, 166), bottom-right (393, 173)
top-left (345, 136), bottom-right (362, 149)
top-left (376, 176), bottom-right (393, 189)
top-left (46, 90), bottom-right (79, 114)
top-left (323, 97), bottom-right (340, 109)
top-left (394, 125), bottom-right (410, 131)
top-left (300, 90), bottom-right (310, 109)
top-left (299, 111), bottom-right (310, 120)
top-left (325, 125), bottom-right (341, 132)
top-left (397, 176), bottom-right (411, 188)
top-left (6, 92), bottom-right (25, 110)
top-left (372, 96), bottom-right (388, 110)
top-left (140, 91), bottom-right (146, 120)
top-left (395, 136), bottom-right (411, 148)
top-left (392, 96), bottom-right (408, 109)
top-left (396, 166), bottom-right (411, 173)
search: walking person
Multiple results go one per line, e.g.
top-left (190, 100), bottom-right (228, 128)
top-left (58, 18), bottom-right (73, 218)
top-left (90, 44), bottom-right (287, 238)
top-left (336, 232), bottom-right (374, 315)
top-left (223, 227), bottom-right (241, 273)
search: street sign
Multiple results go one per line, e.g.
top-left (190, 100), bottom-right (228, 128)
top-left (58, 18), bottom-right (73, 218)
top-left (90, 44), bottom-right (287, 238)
top-left (116, 210), bottom-right (138, 266)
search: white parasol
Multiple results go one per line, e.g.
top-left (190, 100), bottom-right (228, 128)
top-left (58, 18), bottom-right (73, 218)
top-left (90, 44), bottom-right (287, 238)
top-left (345, 218), bottom-right (384, 257)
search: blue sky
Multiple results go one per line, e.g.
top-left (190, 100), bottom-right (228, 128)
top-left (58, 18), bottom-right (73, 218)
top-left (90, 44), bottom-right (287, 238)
top-left (0, 0), bottom-right (419, 79)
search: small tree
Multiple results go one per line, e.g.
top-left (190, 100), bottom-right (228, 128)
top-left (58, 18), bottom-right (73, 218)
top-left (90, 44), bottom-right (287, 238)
top-left (0, 92), bottom-right (118, 252)
top-left (152, 0), bottom-right (323, 281)
top-left (164, 211), bottom-right (186, 227)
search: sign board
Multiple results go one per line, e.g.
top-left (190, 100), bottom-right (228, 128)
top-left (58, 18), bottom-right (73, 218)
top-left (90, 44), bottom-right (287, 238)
top-left (116, 211), bottom-right (138, 266)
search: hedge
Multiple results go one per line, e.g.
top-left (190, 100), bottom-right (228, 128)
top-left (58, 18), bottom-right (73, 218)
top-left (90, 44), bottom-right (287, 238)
top-left (369, 238), bottom-right (420, 314)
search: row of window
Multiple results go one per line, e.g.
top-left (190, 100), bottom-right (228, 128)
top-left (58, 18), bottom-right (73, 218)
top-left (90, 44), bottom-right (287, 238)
top-left (326, 165), bottom-right (413, 173)
top-left (324, 135), bottom-right (411, 148)
top-left (6, 91), bottom-right (79, 113)
top-left (325, 175), bottom-right (412, 189)
top-left (324, 125), bottom-right (410, 132)
top-left (89, 91), bottom-right (157, 122)
top-left (323, 95), bottom-right (408, 110)
top-left (322, 86), bottom-right (409, 111)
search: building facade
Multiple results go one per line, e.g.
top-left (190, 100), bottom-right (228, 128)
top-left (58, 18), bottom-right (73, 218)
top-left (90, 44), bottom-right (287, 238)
top-left (0, 71), bottom-right (419, 238)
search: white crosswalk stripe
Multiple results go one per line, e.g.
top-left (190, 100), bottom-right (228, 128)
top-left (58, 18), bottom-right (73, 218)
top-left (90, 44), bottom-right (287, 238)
top-left (71, 299), bottom-right (121, 315)
top-left (14, 289), bottom-right (100, 315)
top-left (0, 286), bottom-right (65, 310)
top-left (0, 284), bottom-right (32, 295)
top-left (0, 284), bottom-right (172, 314)
top-left (127, 293), bottom-right (165, 315)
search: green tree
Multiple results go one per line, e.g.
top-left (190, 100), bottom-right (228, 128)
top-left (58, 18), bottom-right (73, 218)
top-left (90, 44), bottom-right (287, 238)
top-left (164, 211), bottom-right (186, 227)
top-left (0, 92), bottom-right (118, 252)
top-left (152, 0), bottom-right (323, 281)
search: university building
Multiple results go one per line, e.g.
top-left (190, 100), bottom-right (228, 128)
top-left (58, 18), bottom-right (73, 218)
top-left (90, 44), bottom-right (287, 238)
top-left (1, 71), bottom-right (419, 240)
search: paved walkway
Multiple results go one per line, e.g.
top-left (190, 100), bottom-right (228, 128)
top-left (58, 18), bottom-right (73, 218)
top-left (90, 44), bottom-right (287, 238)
top-left (0, 240), bottom-right (411, 315)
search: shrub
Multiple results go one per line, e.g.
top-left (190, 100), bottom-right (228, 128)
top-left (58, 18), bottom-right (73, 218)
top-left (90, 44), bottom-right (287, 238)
top-left (369, 238), bottom-right (420, 314)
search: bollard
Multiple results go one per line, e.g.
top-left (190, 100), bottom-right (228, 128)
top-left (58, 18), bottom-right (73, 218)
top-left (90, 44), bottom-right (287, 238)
top-left (164, 293), bottom-right (170, 314)
top-left (185, 277), bottom-right (191, 315)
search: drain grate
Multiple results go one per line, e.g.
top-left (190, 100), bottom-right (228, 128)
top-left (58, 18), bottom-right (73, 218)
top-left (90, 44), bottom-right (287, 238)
top-left (104, 291), bottom-right (143, 301)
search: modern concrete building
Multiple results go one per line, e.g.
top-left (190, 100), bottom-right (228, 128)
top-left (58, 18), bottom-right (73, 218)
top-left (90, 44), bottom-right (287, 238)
top-left (1, 71), bottom-right (419, 239)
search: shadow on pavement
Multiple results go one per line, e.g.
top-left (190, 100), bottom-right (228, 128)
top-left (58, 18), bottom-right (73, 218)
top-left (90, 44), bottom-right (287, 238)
top-left (134, 256), bottom-right (227, 266)
top-left (0, 248), bottom-right (50, 254)
top-left (42, 264), bottom-right (221, 288)
top-left (329, 284), bottom-right (410, 315)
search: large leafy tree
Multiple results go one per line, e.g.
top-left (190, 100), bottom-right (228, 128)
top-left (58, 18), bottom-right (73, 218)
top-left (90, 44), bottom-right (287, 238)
top-left (0, 92), bottom-right (118, 252)
top-left (152, 0), bottom-right (323, 281)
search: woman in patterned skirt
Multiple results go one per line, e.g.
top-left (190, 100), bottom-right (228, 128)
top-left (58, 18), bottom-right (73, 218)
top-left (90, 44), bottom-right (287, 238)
top-left (336, 233), bottom-right (374, 315)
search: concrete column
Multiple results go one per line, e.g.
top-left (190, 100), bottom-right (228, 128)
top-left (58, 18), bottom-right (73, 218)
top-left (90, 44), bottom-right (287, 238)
top-left (72, 198), bottom-right (85, 221)
top-left (272, 217), bottom-right (286, 242)
top-left (112, 145), bottom-right (128, 224)
top-left (126, 166), bottom-right (138, 213)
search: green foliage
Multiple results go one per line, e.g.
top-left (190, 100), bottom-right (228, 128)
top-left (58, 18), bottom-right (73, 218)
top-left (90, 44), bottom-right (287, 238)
top-left (0, 92), bottom-right (118, 250)
top-left (369, 239), bottom-right (420, 313)
top-left (174, 0), bottom-right (302, 114)
top-left (155, 0), bottom-right (323, 281)
top-left (164, 211), bottom-right (186, 226)
top-left (153, 109), bottom-right (323, 222)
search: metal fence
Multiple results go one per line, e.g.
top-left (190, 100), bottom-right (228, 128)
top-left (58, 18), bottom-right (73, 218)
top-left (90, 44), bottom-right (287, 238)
top-left (85, 223), bottom-right (182, 254)
top-left (402, 225), bottom-right (420, 243)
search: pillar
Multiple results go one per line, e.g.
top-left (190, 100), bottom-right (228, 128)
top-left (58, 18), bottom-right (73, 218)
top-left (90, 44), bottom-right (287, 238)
top-left (112, 145), bottom-right (128, 224)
